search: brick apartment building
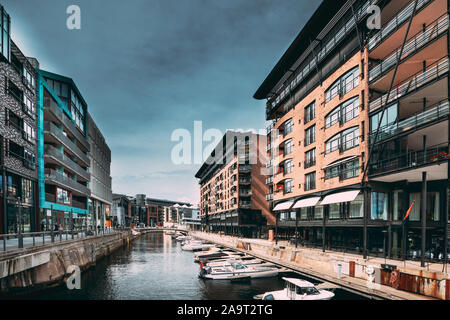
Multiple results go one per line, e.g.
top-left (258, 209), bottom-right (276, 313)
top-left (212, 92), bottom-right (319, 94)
top-left (196, 131), bottom-right (274, 238)
top-left (254, 0), bottom-right (449, 264)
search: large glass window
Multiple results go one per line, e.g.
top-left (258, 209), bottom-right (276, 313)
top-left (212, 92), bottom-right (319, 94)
top-left (370, 104), bottom-right (398, 133)
top-left (409, 192), bottom-right (440, 222)
top-left (325, 96), bottom-right (359, 128)
top-left (21, 178), bottom-right (34, 205)
top-left (284, 179), bottom-right (293, 194)
top-left (329, 203), bottom-right (340, 219)
top-left (57, 188), bottom-right (70, 205)
top-left (314, 206), bottom-right (323, 219)
top-left (284, 159), bottom-right (293, 174)
top-left (23, 121), bottom-right (36, 143)
top-left (325, 67), bottom-right (359, 103)
top-left (371, 192), bottom-right (388, 220)
top-left (305, 125), bottom-right (316, 146)
top-left (325, 126), bottom-right (359, 154)
top-left (284, 118), bottom-right (293, 136)
top-left (393, 190), bottom-right (406, 221)
top-left (284, 139), bottom-right (293, 156)
top-left (349, 194), bottom-right (364, 218)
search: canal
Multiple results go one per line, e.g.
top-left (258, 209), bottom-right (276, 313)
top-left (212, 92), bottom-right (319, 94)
top-left (11, 233), bottom-right (368, 300)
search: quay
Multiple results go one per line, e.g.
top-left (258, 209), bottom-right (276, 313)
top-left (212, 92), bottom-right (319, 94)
top-left (0, 227), bottom-right (174, 294)
top-left (191, 231), bottom-right (450, 300)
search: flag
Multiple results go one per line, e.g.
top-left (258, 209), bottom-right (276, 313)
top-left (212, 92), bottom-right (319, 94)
top-left (402, 201), bottom-right (415, 222)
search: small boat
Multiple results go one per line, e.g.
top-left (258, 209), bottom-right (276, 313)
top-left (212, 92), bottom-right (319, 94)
top-left (206, 258), bottom-right (264, 268)
top-left (199, 261), bottom-right (280, 280)
top-left (181, 240), bottom-right (215, 252)
top-left (257, 277), bottom-right (335, 300)
top-left (131, 229), bottom-right (141, 236)
top-left (176, 235), bottom-right (191, 242)
top-left (194, 249), bottom-right (245, 262)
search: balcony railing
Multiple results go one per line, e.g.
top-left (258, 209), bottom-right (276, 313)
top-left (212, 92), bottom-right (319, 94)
top-left (265, 176), bottom-right (273, 185)
top-left (44, 121), bottom-right (90, 166)
top-left (369, 13), bottom-right (449, 83)
top-left (239, 178), bottom-right (252, 184)
top-left (369, 56), bottom-right (449, 112)
top-left (239, 190), bottom-right (252, 196)
top-left (265, 194), bottom-right (274, 202)
top-left (368, 0), bottom-right (433, 51)
top-left (44, 145), bottom-right (90, 181)
top-left (369, 143), bottom-right (449, 176)
top-left (43, 97), bottom-right (90, 152)
top-left (239, 201), bottom-right (252, 208)
top-left (44, 169), bottom-right (91, 197)
top-left (370, 99), bottom-right (450, 143)
top-left (72, 199), bottom-right (87, 210)
top-left (238, 165), bottom-right (252, 172)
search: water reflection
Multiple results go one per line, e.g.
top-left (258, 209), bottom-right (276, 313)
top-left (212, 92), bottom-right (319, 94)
top-left (12, 233), bottom-right (366, 300)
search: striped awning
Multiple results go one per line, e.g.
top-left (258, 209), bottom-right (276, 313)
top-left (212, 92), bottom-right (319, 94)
top-left (273, 201), bottom-right (294, 212)
top-left (320, 190), bottom-right (360, 205)
top-left (292, 197), bottom-right (321, 209)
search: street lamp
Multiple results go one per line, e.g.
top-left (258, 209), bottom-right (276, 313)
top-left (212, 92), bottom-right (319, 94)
top-left (382, 229), bottom-right (388, 264)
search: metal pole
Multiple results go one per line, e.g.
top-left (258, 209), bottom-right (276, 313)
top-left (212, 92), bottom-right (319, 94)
top-left (295, 210), bottom-right (299, 248)
top-left (71, 209), bottom-right (74, 240)
top-left (17, 198), bottom-right (23, 249)
top-left (421, 171), bottom-right (427, 268)
top-left (50, 205), bottom-right (54, 243)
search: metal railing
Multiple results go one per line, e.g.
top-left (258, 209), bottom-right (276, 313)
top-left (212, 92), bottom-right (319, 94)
top-left (0, 227), bottom-right (120, 252)
top-left (369, 13), bottom-right (449, 82)
top-left (44, 121), bottom-right (90, 166)
top-left (370, 99), bottom-right (450, 143)
top-left (369, 143), bottom-right (449, 175)
top-left (44, 145), bottom-right (90, 181)
top-left (369, 56), bottom-right (449, 112)
top-left (44, 169), bottom-right (91, 197)
top-left (368, 0), bottom-right (432, 51)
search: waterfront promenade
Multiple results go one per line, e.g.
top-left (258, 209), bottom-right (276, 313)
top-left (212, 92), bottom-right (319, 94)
top-left (191, 231), bottom-right (449, 300)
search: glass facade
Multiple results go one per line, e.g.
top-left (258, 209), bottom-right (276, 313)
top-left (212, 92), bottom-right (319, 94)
top-left (371, 192), bottom-right (388, 220)
top-left (409, 192), bottom-right (440, 222)
top-left (1, 6), bottom-right (10, 61)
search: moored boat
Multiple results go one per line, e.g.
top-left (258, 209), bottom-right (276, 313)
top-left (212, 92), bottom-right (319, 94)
top-left (258, 277), bottom-right (335, 300)
top-left (199, 261), bottom-right (280, 280)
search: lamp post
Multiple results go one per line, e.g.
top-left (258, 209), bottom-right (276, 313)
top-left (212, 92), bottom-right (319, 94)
top-left (16, 197), bottom-right (23, 249)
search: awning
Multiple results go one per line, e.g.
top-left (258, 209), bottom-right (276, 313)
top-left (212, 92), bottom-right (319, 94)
top-left (320, 190), bottom-right (360, 205)
top-left (273, 201), bottom-right (294, 211)
top-left (292, 197), bottom-right (321, 209)
top-left (322, 156), bottom-right (359, 170)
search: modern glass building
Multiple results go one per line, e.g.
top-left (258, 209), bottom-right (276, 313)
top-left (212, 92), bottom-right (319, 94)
top-left (37, 70), bottom-right (91, 230)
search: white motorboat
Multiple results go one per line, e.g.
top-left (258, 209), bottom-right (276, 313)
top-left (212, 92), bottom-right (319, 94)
top-left (258, 277), bottom-right (335, 300)
top-left (181, 240), bottom-right (215, 252)
top-left (176, 235), bottom-right (191, 242)
top-left (194, 248), bottom-right (245, 262)
top-left (206, 258), bottom-right (264, 268)
top-left (199, 261), bottom-right (280, 280)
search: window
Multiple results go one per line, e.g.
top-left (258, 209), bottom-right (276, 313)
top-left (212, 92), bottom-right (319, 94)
top-left (23, 121), bottom-right (36, 143)
top-left (349, 194), bottom-right (364, 218)
top-left (329, 203), bottom-right (340, 219)
top-left (284, 118), bottom-right (293, 136)
top-left (284, 179), bottom-right (293, 194)
top-left (21, 178), bottom-right (34, 205)
top-left (300, 208), bottom-right (307, 220)
top-left (325, 67), bottom-right (359, 103)
top-left (22, 67), bottom-right (35, 89)
top-left (284, 159), bottom-right (293, 174)
top-left (57, 188), bottom-right (70, 204)
top-left (314, 206), bottom-right (323, 219)
top-left (325, 126), bottom-right (359, 154)
top-left (305, 148), bottom-right (316, 168)
top-left (409, 192), bottom-right (440, 222)
top-left (325, 96), bottom-right (359, 128)
top-left (341, 160), bottom-right (359, 180)
top-left (23, 95), bottom-right (36, 117)
top-left (23, 149), bottom-right (36, 170)
top-left (284, 139), bottom-right (293, 156)
top-left (305, 172), bottom-right (316, 191)
top-left (371, 192), bottom-right (388, 220)
top-left (305, 102), bottom-right (315, 123)
top-left (305, 125), bottom-right (316, 146)
top-left (1, 6), bottom-right (10, 61)
top-left (370, 104), bottom-right (398, 133)
top-left (392, 190), bottom-right (406, 221)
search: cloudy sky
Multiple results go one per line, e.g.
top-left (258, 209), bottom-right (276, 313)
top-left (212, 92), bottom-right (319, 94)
top-left (3, 0), bottom-right (319, 205)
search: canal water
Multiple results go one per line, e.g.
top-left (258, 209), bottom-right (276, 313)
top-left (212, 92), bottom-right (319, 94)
top-left (14, 233), bottom-right (367, 300)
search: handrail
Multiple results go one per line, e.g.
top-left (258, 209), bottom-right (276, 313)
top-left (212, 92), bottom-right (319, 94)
top-left (44, 169), bottom-right (91, 196)
top-left (368, 0), bottom-right (433, 51)
top-left (370, 56), bottom-right (449, 111)
top-left (369, 142), bottom-right (449, 175)
top-left (369, 13), bottom-right (449, 82)
top-left (369, 99), bottom-right (450, 143)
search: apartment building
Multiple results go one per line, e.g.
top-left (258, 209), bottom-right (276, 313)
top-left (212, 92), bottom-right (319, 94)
top-left (37, 70), bottom-right (91, 230)
top-left (88, 113), bottom-right (112, 229)
top-left (195, 131), bottom-right (273, 238)
top-left (0, 5), bottom-right (40, 234)
top-left (112, 193), bottom-right (130, 227)
top-left (254, 0), bottom-right (449, 264)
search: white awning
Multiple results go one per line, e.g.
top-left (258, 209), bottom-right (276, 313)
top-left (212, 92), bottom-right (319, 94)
top-left (273, 201), bottom-right (294, 212)
top-left (322, 156), bottom-right (359, 170)
top-left (320, 190), bottom-right (360, 205)
top-left (292, 197), bottom-right (321, 209)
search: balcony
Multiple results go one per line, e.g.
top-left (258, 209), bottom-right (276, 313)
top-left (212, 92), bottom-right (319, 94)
top-left (265, 194), bottom-right (274, 202)
top-left (72, 199), bottom-right (87, 210)
top-left (238, 165), bottom-right (252, 173)
top-left (369, 143), bottom-right (449, 176)
top-left (239, 178), bottom-right (252, 185)
top-left (239, 201), bottom-right (252, 209)
top-left (265, 176), bottom-right (273, 185)
top-left (370, 99), bottom-right (450, 143)
top-left (44, 121), bottom-right (90, 166)
top-left (369, 56), bottom-right (449, 112)
top-left (369, 14), bottom-right (449, 83)
top-left (44, 169), bottom-right (91, 197)
top-left (44, 145), bottom-right (90, 182)
top-left (368, 0), bottom-right (433, 51)
top-left (43, 97), bottom-right (90, 152)
top-left (239, 189), bottom-right (252, 197)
